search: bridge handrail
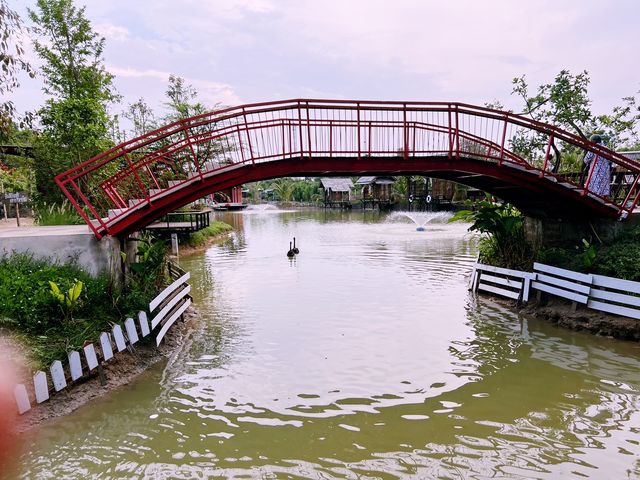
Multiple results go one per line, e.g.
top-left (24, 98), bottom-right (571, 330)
top-left (56, 100), bottom-right (638, 180)
top-left (54, 99), bottom-right (640, 238)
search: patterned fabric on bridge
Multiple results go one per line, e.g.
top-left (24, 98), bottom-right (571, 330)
top-left (54, 99), bottom-right (640, 239)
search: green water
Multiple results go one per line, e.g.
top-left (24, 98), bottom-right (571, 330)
top-left (15, 209), bottom-right (640, 479)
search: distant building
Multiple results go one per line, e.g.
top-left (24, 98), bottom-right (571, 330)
top-left (321, 178), bottom-right (354, 209)
top-left (356, 176), bottom-right (395, 210)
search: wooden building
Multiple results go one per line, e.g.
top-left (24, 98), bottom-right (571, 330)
top-left (357, 176), bottom-right (395, 210)
top-left (321, 178), bottom-right (354, 208)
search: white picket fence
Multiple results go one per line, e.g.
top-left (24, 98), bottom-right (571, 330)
top-left (471, 262), bottom-right (640, 321)
top-left (13, 265), bottom-right (191, 415)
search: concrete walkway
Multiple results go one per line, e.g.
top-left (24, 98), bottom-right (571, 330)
top-left (0, 218), bottom-right (92, 237)
top-left (0, 218), bottom-right (116, 276)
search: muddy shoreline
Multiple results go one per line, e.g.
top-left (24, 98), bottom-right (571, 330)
top-left (483, 294), bottom-right (640, 341)
top-left (15, 307), bottom-right (198, 433)
top-left (522, 299), bottom-right (640, 341)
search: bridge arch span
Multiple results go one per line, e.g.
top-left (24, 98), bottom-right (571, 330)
top-left (54, 99), bottom-right (640, 239)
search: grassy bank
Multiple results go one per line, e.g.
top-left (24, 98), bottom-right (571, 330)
top-left (0, 253), bottom-right (160, 370)
top-left (182, 221), bottom-right (234, 248)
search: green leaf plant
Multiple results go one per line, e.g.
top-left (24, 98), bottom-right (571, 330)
top-left (48, 278), bottom-right (83, 322)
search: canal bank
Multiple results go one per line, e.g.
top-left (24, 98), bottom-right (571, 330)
top-left (11, 306), bottom-right (198, 433)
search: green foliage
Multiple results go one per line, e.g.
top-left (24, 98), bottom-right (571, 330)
top-left (592, 227), bottom-right (640, 281)
top-left (28, 0), bottom-right (118, 202)
top-left (0, 0), bottom-right (34, 139)
top-left (450, 201), bottom-right (534, 269)
top-left (581, 238), bottom-right (597, 269)
top-left (184, 221), bottom-right (233, 247)
top-left (511, 70), bottom-right (639, 152)
top-left (187, 231), bottom-right (206, 247)
top-left (123, 97), bottom-right (156, 138)
top-left (33, 200), bottom-right (85, 225)
top-left (48, 279), bottom-right (83, 322)
top-left (129, 233), bottom-right (167, 293)
top-left (0, 253), bottom-right (157, 368)
top-left (271, 178), bottom-right (295, 202)
top-left (0, 166), bottom-right (32, 193)
top-left (535, 228), bottom-right (640, 281)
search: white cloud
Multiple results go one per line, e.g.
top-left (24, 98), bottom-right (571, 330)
top-left (11, 0), bottom-right (640, 123)
top-left (94, 23), bottom-right (130, 42)
top-left (108, 65), bottom-right (241, 108)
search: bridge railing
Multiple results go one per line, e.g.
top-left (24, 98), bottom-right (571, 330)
top-left (54, 100), bottom-right (640, 237)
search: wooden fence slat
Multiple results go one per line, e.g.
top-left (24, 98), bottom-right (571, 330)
top-left (533, 262), bottom-right (592, 283)
top-left (150, 285), bottom-right (192, 329)
top-left (84, 344), bottom-right (99, 371)
top-left (100, 332), bottom-right (114, 361)
top-left (149, 272), bottom-right (190, 312)
top-left (124, 318), bottom-right (139, 345)
top-left (138, 311), bottom-right (150, 337)
top-left (531, 281), bottom-right (589, 304)
top-left (587, 299), bottom-right (640, 320)
top-left (522, 277), bottom-right (532, 303)
top-left (478, 283), bottom-right (521, 300)
top-left (33, 371), bottom-right (49, 403)
top-left (68, 351), bottom-right (83, 381)
top-left (14, 384), bottom-right (31, 414)
top-left (592, 274), bottom-right (640, 295)
top-left (112, 325), bottom-right (126, 352)
top-left (590, 289), bottom-right (640, 308)
top-left (156, 299), bottom-right (191, 347)
top-left (534, 272), bottom-right (592, 295)
top-left (50, 360), bottom-right (67, 392)
top-left (478, 273), bottom-right (523, 289)
top-left (474, 263), bottom-right (534, 279)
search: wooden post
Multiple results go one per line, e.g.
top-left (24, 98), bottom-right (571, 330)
top-left (97, 365), bottom-right (107, 386)
top-left (15, 202), bottom-right (20, 227)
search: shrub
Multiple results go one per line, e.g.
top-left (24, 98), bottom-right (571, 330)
top-left (0, 252), bottom-right (160, 368)
top-left (187, 231), bottom-right (206, 247)
top-left (33, 200), bottom-right (85, 225)
top-left (449, 201), bottom-right (534, 269)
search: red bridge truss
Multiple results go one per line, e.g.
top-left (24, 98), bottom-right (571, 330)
top-left (55, 99), bottom-right (640, 239)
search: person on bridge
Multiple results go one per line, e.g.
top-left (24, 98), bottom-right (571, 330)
top-left (583, 135), bottom-right (611, 198)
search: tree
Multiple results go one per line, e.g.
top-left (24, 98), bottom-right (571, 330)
top-left (0, 0), bottom-right (34, 141)
top-left (160, 75), bottom-right (230, 179)
top-left (28, 0), bottom-right (119, 202)
top-left (164, 74), bottom-right (207, 122)
top-left (123, 98), bottom-right (156, 139)
top-left (506, 70), bottom-right (639, 170)
top-left (271, 178), bottom-right (294, 202)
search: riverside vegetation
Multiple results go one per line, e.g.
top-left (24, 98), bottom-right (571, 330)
top-left (0, 219), bottom-right (234, 370)
top-left (450, 199), bottom-right (640, 281)
top-left (0, 239), bottom-right (167, 370)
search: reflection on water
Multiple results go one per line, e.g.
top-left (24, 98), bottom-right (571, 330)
top-left (16, 210), bottom-right (640, 479)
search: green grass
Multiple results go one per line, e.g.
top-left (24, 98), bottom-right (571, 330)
top-left (33, 200), bottom-right (85, 226)
top-left (0, 253), bottom-right (156, 369)
top-left (184, 221), bottom-right (233, 247)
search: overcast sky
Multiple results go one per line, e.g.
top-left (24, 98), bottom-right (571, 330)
top-left (8, 0), bottom-right (640, 126)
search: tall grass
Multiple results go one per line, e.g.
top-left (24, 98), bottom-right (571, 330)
top-left (33, 200), bottom-right (85, 225)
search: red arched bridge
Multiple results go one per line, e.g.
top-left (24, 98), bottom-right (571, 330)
top-left (55, 99), bottom-right (640, 239)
